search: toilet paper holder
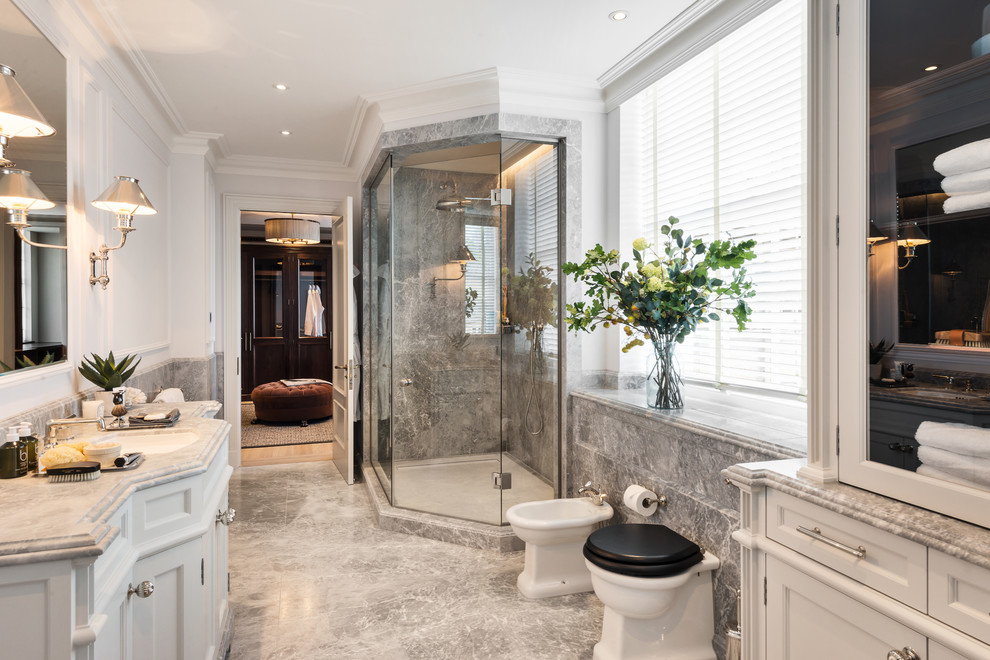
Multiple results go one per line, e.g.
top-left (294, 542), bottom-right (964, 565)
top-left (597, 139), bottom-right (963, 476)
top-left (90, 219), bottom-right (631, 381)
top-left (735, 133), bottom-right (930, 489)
top-left (640, 491), bottom-right (668, 508)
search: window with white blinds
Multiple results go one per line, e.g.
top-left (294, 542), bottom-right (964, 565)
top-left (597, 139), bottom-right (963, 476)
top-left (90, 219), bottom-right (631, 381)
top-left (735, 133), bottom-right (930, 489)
top-left (623, 0), bottom-right (806, 395)
top-left (464, 224), bottom-right (499, 334)
top-left (513, 145), bottom-right (559, 355)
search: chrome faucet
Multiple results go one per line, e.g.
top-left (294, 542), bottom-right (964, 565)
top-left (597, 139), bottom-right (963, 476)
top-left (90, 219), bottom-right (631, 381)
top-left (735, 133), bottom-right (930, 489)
top-left (47, 416), bottom-right (107, 442)
top-left (578, 481), bottom-right (608, 506)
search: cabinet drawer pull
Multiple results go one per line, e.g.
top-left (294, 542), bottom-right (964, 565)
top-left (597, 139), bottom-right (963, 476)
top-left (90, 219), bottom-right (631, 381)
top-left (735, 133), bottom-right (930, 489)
top-left (796, 525), bottom-right (866, 558)
top-left (886, 647), bottom-right (919, 660)
top-left (127, 581), bottom-right (155, 599)
top-left (216, 507), bottom-right (236, 526)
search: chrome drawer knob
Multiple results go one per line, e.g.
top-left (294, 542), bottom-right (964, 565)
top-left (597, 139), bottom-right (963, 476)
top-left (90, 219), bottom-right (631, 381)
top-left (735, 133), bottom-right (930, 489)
top-left (127, 581), bottom-right (155, 599)
top-left (399, 378), bottom-right (413, 387)
top-left (887, 648), bottom-right (920, 660)
top-left (216, 507), bottom-right (236, 526)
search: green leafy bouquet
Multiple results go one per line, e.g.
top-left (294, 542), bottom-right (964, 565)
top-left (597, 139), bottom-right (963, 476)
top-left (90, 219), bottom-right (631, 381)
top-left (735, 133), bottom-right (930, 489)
top-left (562, 217), bottom-right (757, 408)
top-left (504, 253), bottom-right (558, 344)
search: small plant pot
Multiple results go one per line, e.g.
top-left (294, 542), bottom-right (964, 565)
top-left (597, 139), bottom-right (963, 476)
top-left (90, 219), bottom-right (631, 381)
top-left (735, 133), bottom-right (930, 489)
top-left (869, 364), bottom-right (883, 381)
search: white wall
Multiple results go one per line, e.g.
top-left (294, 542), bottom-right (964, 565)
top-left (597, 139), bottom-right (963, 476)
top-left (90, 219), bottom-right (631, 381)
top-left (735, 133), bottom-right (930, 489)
top-left (0, 0), bottom-right (190, 420)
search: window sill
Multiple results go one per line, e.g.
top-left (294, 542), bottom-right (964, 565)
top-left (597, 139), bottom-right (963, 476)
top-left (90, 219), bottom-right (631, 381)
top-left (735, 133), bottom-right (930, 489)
top-left (572, 384), bottom-right (807, 459)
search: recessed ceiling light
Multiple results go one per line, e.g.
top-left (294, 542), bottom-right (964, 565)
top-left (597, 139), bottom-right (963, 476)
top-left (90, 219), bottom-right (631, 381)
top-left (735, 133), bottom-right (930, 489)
top-left (273, 83), bottom-right (288, 91)
top-left (924, 65), bottom-right (938, 72)
top-left (609, 10), bottom-right (629, 21)
top-left (280, 130), bottom-right (292, 135)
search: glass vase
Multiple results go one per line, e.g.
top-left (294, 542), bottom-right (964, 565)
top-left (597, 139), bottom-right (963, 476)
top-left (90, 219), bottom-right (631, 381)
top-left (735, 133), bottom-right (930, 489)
top-left (647, 338), bottom-right (683, 409)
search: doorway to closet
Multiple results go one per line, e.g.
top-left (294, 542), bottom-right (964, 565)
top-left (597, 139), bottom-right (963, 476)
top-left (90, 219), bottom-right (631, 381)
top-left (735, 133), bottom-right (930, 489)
top-left (239, 210), bottom-right (337, 466)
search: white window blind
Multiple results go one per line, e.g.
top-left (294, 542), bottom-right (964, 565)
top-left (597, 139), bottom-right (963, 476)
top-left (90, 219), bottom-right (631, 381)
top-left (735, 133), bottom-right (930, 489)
top-left (464, 224), bottom-right (499, 334)
top-left (626, 0), bottom-right (806, 395)
top-left (513, 145), bottom-right (559, 355)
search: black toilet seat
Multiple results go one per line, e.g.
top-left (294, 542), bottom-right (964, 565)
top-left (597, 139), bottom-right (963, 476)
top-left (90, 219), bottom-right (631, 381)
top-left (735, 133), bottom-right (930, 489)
top-left (583, 524), bottom-right (704, 577)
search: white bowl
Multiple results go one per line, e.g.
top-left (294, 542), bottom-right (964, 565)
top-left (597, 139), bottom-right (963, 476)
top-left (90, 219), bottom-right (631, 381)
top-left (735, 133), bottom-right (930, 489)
top-left (83, 441), bottom-right (122, 468)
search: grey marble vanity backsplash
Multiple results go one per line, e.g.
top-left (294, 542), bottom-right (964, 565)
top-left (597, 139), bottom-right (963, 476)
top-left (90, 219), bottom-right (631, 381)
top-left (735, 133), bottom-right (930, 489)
top-left (0, 354), bottom-right (224, 433)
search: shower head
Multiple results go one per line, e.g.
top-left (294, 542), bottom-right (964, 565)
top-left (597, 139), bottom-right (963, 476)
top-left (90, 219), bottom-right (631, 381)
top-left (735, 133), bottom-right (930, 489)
top-left (436, 181), bottom-right (473, 212)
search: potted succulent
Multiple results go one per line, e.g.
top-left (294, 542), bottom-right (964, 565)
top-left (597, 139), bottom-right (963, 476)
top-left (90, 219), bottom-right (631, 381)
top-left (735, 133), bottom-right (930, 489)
top-left (78, 351), bottom-right (141, 407)
top-left (563, 217), bottom-right (757, 409)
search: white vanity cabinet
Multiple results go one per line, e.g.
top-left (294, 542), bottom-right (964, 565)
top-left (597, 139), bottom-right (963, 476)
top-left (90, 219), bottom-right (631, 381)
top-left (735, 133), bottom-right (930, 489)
top-left (0, 405), bottom-right (231, 660)
top-left (726, 460), bottom-right (990, 660)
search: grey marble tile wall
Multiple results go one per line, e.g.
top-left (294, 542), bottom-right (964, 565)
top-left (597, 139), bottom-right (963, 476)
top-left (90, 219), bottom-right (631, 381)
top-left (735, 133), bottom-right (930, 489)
top-left (568, 390), bottom-right (800, 660)
top-left (390, 167), bottom-right (501, 462)
top-left (501, 342), bottom-right (558, 484)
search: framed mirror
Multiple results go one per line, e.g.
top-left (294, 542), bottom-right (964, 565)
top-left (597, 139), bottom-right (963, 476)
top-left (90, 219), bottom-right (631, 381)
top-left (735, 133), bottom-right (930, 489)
top-left (857, 0), bottom-right (990, 520)
top-left (0, 0), bottom-right (68, 376)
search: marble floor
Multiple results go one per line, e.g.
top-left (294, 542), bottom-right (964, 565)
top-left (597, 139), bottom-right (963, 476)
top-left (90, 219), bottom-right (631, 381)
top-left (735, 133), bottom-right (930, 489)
top-left (392, 454), bottom-right (555, 525)
top-left (228, 461), bottom-right (604, 659)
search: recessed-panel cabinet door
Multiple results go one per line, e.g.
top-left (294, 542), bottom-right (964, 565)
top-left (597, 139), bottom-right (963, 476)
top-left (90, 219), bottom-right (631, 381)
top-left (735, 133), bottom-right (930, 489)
top-left (766, 557), bottom-right (925, 660)
top-left (131, 537), bottom-right (205, 660)
top-left (93, 577), bottom-right (131, 660)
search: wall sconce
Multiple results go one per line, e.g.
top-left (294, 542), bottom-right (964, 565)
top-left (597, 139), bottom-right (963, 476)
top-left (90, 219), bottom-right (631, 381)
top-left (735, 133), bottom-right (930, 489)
top-left (430, 245), bottom-right (476, 297)
top-left (896, 222), bottom-right (930, 270)
top-left (0, 64), bottom-right (56, 167)
top-left (0, 168), bottom-right (63, 250)
top-left (89, 176), bottom-right (157, 288)
top-left (867, 220), bottom-right (888, 257)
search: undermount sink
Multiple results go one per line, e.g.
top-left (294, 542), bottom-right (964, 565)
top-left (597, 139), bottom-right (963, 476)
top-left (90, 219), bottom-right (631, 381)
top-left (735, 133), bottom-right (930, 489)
top-left (101, 429), bottom-right (199, 455)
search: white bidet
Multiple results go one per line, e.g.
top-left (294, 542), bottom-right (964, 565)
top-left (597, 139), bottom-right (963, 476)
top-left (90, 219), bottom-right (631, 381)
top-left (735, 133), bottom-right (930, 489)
top-left (507, 497), bottom-right (614, 598)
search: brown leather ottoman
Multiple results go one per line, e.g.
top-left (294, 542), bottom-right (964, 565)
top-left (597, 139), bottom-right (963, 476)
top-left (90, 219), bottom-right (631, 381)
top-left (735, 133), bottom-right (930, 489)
top-left (251, 381), bottom-right (333, 426)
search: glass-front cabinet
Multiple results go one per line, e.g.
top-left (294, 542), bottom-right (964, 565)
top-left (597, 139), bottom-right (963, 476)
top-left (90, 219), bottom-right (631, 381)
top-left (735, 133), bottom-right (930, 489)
top-left (839, 0), bottom-right (990, 527)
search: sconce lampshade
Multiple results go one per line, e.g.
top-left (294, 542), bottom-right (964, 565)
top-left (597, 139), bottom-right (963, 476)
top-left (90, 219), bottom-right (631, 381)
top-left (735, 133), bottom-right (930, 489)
top-left (0, 64), bottom-right (56, 140)
top-left (265, 217), bottom-right (320, 245)
top-left (91, 176), bottom-right (157, 220)
top-left (896, 222), bottom-right (930, 248)
top-left (453, 244), bottom-right (476, 264)
top-left (0, 167), bottom-right (55, 214)
top-left (867, 220), bottom-right (888, 245)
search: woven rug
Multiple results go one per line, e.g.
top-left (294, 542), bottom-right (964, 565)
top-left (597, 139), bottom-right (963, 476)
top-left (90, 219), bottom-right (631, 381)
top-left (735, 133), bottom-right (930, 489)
top-left (240, 402), bottom-right (334, 449)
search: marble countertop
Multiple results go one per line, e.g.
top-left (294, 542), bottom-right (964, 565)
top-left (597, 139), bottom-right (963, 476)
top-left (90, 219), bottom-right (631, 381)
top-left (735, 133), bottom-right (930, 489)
top-left (0, 401), bottom-right (229, 567)
top-left (723, 459), bottom-right (990, 571)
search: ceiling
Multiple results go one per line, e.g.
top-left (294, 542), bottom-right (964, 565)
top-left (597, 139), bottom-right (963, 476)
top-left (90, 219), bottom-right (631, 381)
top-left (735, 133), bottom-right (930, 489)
top-left (94, 0), bottom-right (695, 169)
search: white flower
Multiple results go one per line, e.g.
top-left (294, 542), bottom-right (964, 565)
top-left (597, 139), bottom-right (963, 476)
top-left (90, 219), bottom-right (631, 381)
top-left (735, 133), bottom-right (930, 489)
top-left (646, 276), bottom-right (663, 292)
top-left (632, 237), bottom-right (649, 251)
top-left (641, 263), bottom-right (660, 278)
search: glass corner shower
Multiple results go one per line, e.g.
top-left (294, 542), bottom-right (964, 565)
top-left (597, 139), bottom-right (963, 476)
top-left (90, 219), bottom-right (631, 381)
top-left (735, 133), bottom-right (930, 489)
top-left (369, 137), bottom-right (561, 526)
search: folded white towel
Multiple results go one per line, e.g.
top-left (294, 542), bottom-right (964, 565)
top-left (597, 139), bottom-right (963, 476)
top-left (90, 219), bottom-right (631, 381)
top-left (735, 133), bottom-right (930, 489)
top-left (917, 445), bottom-right (990, 488)
top-left (152, 387), bottom-right (185, 404)
top-left (943, 190), bottom-right (990, 214)
top-left (917, 464), bottom-right (989, 491)
top-left (934, 138), bottom-right (990, 176)
top-left (940, 167), bottom-right (990, 195)
top-left (916, 420), bottom-right (990, 457)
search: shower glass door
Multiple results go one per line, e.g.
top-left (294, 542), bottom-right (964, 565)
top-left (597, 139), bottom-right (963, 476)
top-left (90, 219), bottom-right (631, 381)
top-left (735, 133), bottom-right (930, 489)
top-left (389, 140), bottom-right (505, 524)
top-left (499, 138), bottom-right (559, 520)
top-left (373, 137), bottom-right (560, 526)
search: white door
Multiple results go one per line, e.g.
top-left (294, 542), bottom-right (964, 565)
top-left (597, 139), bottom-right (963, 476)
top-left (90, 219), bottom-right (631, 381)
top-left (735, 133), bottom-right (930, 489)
top-left (331, 197), bottom-right (355, 484)
top-left (766, 556), bottom-right (925, 660)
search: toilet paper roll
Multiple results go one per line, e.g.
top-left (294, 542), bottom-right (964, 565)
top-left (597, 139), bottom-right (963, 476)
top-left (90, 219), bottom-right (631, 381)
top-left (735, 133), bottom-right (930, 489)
top-left (82, 401), bottom-right (105, 420)
top-left (623, 484), bottom-right (659, 516)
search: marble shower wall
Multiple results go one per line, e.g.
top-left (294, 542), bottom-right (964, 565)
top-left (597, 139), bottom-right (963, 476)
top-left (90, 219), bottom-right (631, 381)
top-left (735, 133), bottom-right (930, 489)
top-left (568, 390), bottom-right (803, 660)
top-left (391, 167), bottom-right (501, 462)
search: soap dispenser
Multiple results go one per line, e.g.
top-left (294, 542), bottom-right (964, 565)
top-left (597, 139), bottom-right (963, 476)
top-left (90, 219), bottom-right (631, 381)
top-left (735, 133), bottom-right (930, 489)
top-left (0, 428), bottom-right (27, 478)
top-left (18, 422), bottom-right (39, 472)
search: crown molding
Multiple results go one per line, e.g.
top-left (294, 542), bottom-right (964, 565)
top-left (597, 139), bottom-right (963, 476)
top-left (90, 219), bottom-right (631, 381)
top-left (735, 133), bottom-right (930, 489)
top-left (598, 0), bottom-right (779, 111)
top-left (213, 153), bottom-right (356, 182)
top-left (497, 67), bottom-right (604, 115)
top-left (366, 68), bottom-right (501, 129)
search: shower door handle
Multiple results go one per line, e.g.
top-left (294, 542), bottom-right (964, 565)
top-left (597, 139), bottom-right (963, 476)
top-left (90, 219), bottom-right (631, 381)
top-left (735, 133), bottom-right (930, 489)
top-left (399, 378), bottom-right (413, 387)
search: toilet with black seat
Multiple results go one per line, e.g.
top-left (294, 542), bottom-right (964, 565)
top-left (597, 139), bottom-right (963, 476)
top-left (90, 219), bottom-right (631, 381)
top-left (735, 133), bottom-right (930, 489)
top-left (583, 524), bottom-right (720, 660)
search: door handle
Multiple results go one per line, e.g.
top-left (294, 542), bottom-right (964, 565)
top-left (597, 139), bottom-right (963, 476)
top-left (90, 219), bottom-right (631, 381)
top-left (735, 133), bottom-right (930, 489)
top-left (334, 365), bottom-right (348, 370)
